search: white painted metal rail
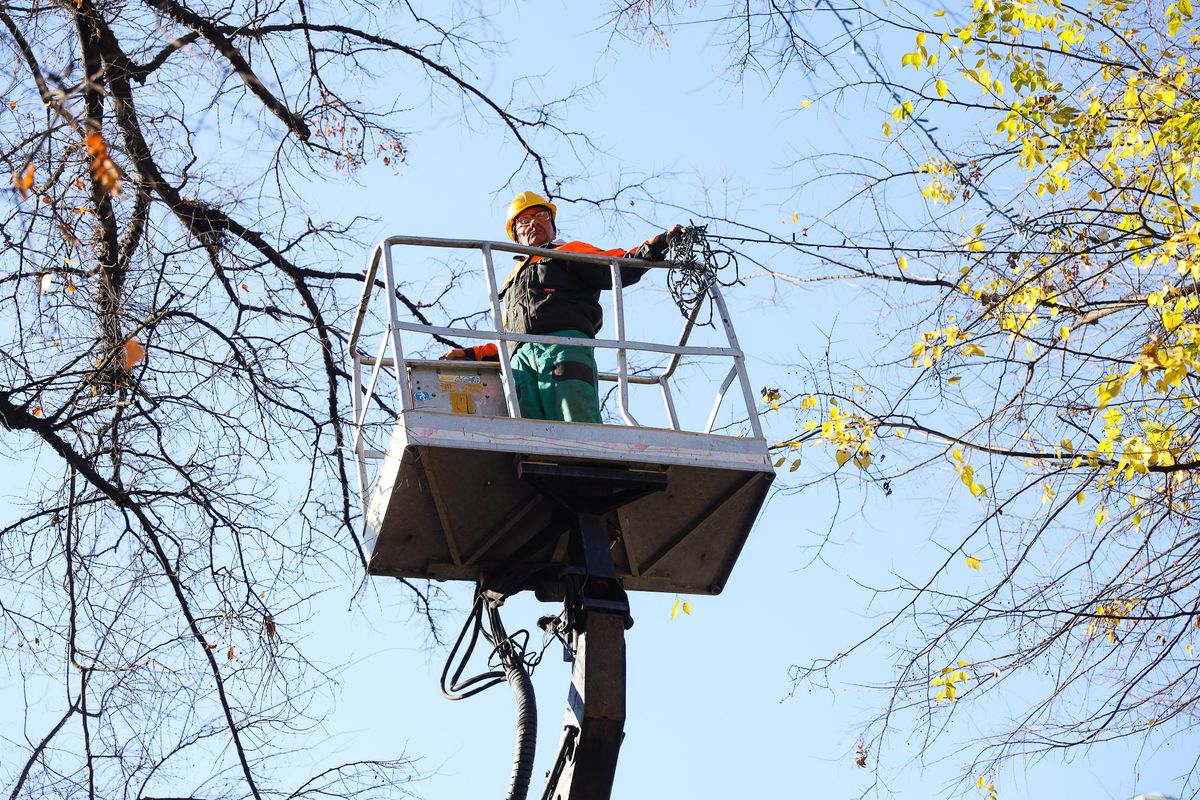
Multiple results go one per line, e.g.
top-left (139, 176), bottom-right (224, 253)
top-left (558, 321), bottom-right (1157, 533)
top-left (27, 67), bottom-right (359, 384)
top-left (347, 235), bottom-right (764, 481)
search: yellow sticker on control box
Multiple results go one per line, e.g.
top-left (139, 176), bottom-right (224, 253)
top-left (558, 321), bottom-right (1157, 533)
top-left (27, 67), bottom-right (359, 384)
top-left (449, 392), bottom-right (475, 415)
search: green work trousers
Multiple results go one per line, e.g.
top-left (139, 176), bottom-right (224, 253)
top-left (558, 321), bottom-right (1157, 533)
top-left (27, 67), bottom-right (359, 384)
top-left (510, 329), bottom-right (601, 423)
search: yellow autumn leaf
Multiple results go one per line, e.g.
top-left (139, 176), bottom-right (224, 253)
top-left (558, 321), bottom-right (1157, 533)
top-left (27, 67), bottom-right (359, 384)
top-left (962, 343), bottom-right (986, 357)
top-left (1096, 375), bottom-right (1124, 410)
top-left (936, 78), bottom-right (948, 99)
top-left (882, 121), bottom-right (892, 137)
top-left (948, 375), bottom-right (962, 384)
top-left (898, 256), bottom-right (908, 270)
top-left (671, 598), bottom-right (681, 619)
top-left (681, 601), bottom-right (692, 615)
top-left (800, 99), bottom-right (812, 108)
top-left (965, 555), bottom-right (981, 570)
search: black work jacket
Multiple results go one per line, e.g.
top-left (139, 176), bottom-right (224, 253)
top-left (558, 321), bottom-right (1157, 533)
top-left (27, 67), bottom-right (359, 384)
top-left (500, 241), bottom-right (650, 338)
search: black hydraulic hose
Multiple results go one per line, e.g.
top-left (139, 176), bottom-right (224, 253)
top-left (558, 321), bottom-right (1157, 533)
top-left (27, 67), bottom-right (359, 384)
top-left (440, 597), bottom-right (506, 700)
top-left (487, 601), bottom-right (537, 800)
top-left (504, 656), bottom-right (537, 800)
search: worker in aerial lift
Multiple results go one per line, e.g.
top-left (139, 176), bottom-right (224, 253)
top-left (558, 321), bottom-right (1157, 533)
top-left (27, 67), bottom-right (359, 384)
top-left (441, 191), bottom-right (681, 423)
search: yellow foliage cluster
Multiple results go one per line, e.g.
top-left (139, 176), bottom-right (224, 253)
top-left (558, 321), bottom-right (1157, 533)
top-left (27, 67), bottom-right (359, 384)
top-left (901, 31), bottom-right (938, 69)
top-left (1088, 599), bottom-right (1140, 644)
top-left (990, 280), bottom-right (1057, 335)
top-left (786, 396), bottom-right (877, 472)
top-left (952, 448), bottom-right (988, 499)
top-left (1056, 401), bottom-right (1183, 487)
top-left (901, 0), bottom-right (1200, 250)
top-left (919, 157), bottom-right (961, 204)
top-left (817, 402), bottom-right (876, 469)
top-left (882, 0), bottom-right (1200, 523)
top-left (794, 0), bottom-right (1200, 550)
top-left (910, 318), bottom-right (986, 367)
top-left (931, 659), bottom-right (971, 701)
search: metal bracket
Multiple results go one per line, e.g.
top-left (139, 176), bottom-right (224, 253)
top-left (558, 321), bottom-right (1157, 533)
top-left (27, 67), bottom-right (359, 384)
top-left (517, 460), bottom-right (668, 516)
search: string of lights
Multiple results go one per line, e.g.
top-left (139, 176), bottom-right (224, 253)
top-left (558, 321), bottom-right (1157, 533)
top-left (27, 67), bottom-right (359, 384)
top-left (667, 223), bottom-right (742, 323)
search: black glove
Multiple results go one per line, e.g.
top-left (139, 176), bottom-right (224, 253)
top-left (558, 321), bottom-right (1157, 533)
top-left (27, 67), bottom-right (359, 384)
top-left (634, 227), bottom-right (680, 262)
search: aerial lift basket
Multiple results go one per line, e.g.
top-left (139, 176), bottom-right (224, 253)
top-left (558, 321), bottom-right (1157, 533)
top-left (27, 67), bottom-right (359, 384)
top-left (348, 235), bottom-right (774, 597)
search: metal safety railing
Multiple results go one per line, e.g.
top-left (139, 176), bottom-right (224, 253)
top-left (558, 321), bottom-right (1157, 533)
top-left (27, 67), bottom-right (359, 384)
top-left (347, 235), bottom-right (764, 470)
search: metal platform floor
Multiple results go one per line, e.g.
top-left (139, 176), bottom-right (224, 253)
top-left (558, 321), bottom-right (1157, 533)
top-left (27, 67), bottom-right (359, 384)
top-left (364, 410), bottom-right (774, 596)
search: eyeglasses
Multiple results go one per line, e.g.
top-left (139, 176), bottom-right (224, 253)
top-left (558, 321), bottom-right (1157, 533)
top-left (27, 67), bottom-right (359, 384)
top-left (514, 210), bottom-right (553, 229)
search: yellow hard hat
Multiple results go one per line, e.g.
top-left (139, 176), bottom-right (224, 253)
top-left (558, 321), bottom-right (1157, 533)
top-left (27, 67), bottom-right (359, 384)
top-left (505, 191), bottom-right (557, 241)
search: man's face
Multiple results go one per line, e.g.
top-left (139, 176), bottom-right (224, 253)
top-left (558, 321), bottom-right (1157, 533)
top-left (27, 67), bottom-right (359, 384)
top-left (514, 207), bottom-right (555, 247)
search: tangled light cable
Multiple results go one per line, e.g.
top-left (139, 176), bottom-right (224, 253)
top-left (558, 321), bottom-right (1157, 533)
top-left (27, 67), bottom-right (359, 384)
top-left (666, 223), bottom-right (741, 324)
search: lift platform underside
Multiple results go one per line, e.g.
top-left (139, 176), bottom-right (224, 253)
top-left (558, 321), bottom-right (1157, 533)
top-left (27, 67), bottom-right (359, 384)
top-left (364, 409), bottom-right (774, 596)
